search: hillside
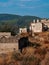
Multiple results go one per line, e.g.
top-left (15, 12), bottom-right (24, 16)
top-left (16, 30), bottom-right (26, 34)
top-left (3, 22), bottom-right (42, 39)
top-left (0, 14), bottom-right (41, 34)
top-left (0, 14), bottom-right (41, 26)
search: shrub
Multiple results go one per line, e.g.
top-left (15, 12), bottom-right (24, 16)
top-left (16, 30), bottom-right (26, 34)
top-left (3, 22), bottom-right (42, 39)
top-left (11, 51), bottom-right (23, 61)
top-left (21, 56), bottom-right (40, 65)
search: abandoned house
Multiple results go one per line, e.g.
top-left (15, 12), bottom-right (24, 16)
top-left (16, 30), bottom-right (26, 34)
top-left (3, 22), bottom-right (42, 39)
top-left (41, 19), bottom-right (49, 28)
top-left (19, 28), bottom-right (27, 34)
top-left (29, 19), bottom-right (42, 33)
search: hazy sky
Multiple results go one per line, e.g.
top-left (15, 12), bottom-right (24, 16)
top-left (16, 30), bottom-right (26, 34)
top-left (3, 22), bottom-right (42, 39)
top-left (0, 0), bottom-right (49, 18)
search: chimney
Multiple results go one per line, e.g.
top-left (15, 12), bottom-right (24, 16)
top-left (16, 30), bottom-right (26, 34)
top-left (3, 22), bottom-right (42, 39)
top-left (37, 19), bottom-right (39, 23)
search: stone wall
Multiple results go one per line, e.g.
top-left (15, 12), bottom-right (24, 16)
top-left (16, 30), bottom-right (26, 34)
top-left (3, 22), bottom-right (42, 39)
top-left (30, 22), bottom-right (42, 33)
top-left (0, 43), bottom-right (18, 54)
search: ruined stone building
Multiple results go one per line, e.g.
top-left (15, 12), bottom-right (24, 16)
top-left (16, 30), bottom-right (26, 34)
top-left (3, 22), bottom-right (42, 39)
top-left (29, 19), bottom-right (42, 33)
top-left (41, 19), bottom-right (49, 28)
top-left (19, 28), bottom-right (27, 34)
top-left (0, 32), bottom-right (11, 39)
top-left (0, 32), bottom-right (18, 53)
top-left (0, 32), bottom-right (19, 42)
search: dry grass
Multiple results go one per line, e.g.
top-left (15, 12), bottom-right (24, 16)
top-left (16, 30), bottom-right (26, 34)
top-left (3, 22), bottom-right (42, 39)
top-left (0, 32), bottom-right (49, 65)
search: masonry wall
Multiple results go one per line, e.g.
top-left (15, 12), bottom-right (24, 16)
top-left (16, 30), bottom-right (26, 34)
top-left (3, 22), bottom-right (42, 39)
top-left (0, 43), bottom-right (18, 53)
top-left (30, 23), bottom-right (42, 33)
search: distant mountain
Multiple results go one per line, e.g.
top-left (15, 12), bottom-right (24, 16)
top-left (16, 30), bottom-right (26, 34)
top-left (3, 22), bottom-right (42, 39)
top-left (0, 14), bottom-right (41, 27)
top-left (0, 14), bottom-right (42, 35)
top-left (0, 14), bottom-right (21, 20)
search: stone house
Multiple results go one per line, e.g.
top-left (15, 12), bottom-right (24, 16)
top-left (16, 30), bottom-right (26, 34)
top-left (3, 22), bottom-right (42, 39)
top-left (30, 19), bottom-right (42, 33)
top-left (41, 19), bottom-right (49, 28)
top-left (19, 28), bottom-right (27, 34)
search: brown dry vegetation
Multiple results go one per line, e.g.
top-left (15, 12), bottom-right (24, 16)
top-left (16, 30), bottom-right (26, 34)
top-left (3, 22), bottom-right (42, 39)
top-left (0, 47), bottom-right (47, 65)
top-left (0, 32), bottom-right (49, 65)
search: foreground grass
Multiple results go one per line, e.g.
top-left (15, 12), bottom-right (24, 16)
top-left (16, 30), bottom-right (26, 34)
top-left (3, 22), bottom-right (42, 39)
top-left (0, 47), bottom-right (48, 65)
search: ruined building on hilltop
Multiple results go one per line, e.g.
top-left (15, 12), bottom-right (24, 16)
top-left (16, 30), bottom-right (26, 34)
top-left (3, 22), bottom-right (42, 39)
top-left (29, 19), bottom-right (42, 33)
